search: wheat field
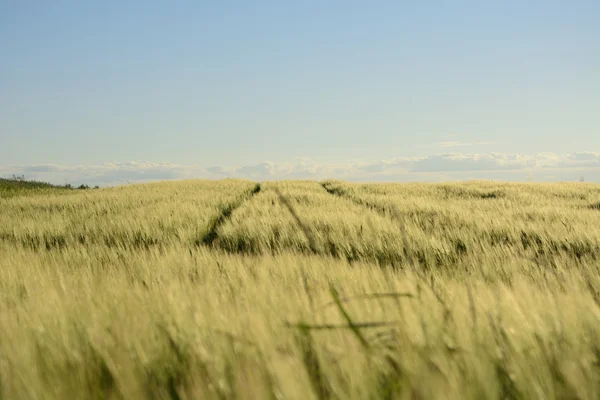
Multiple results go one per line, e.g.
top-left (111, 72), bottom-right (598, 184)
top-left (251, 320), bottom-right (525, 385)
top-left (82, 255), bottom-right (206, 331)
top-left (2, 178), bottom-right (600, 399)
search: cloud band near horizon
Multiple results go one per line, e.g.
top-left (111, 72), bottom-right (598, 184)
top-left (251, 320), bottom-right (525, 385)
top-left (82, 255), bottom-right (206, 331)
top-left (1, 152), bottom-right (599, 187)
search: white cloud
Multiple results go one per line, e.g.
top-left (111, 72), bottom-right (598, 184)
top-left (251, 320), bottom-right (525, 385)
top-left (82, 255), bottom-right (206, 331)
top-left (437, 141), bottom-right (499, 148)
top-left (2, 152), bottom-right (600, 186)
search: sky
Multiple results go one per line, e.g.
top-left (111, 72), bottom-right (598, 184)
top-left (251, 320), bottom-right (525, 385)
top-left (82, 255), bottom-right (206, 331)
top-left (1, 1), bottom-right (599, 186)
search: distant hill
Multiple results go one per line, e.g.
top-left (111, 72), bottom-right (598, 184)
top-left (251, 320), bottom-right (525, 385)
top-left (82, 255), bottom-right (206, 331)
top-left (0, 176), bottom-right (96, 198)
top-left (0, 177), bottom-right (64, 190)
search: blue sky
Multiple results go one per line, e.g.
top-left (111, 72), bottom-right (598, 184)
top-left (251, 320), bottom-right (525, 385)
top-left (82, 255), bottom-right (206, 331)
top-left (1, 1), bottom-right (599, 185)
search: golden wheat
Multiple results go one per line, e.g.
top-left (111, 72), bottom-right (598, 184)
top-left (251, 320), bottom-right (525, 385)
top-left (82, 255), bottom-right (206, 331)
top-left (1, 179), bottom-right (600, 399)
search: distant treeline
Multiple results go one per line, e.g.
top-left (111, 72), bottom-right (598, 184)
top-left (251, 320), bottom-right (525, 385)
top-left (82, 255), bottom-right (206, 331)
top-left (1, 175), bottom-right (99, 190)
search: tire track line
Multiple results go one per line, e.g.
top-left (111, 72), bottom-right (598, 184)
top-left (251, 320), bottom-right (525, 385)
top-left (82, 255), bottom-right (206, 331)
top-left (320, 181), bottom-right (405, 223)
top-left (199, 182), bottom-right (261, 247)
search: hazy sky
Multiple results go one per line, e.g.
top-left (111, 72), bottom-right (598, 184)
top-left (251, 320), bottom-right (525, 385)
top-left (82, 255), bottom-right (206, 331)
top-left (1, 1), bottom-right (599, 184)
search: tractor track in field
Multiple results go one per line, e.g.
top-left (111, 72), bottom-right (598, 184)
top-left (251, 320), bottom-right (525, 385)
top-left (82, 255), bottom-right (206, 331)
top-left (198, 182), bottom-right (261, 247)
top-left (319, 181), bottom-right (414, 262)
top-left (273, 187), bottom-right (319, 254)
top-left (320, 181), bottom-right (404, 223)
top-left (275, 182), bottom-right (405, 262)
